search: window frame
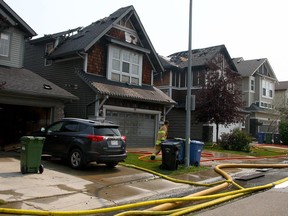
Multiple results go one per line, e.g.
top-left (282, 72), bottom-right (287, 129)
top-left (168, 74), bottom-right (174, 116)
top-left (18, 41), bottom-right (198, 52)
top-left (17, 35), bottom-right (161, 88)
top-left (44, 42), bottom-right (53, 66)
top-left (250, 77), bottom-right (255, 92)
top-left (262, 79), bottom-right (273, 98)
top-left (107, 45), bottom-right (143, 85)
top-left (0, 32), bottom-right (10, 57)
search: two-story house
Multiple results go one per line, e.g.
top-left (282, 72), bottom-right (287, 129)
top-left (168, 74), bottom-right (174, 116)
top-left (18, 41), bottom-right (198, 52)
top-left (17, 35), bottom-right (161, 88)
top-left (232, 57), bottom-right (279, 138)
top-left (0, 0), bottom-right (77, 150)
top-left (24, 5), bottom-right (175, 147)
top-left (155, 45), bottom-right (242, 142)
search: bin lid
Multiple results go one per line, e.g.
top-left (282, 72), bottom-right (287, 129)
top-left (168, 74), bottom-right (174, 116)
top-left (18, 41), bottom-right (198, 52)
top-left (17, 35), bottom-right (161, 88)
top-left (20, 136), bottom-right (35, 141)
top-left (190, 140), bottom-right (204, 145)
top-left (34, 137), bottom-right (46, 141)
top-left (162, 141), bottom-right (180, 145)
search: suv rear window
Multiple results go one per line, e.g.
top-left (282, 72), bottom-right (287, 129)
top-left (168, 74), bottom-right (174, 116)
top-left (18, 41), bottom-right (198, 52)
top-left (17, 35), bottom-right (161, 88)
top-left (94, 127), bottom-right (121, 136)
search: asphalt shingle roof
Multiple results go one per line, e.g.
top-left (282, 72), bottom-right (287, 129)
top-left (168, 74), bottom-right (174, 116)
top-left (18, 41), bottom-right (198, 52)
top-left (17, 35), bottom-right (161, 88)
top-left (275, 81), bottom-right (288, 90)
top-left (78, 71), bottom-right (175, 105)
top-left (232, 58), bottom-right (267, 77)
top-left (0, 0), bottom-right (36, 37)
top-left (167, 44), bottom-right (237, 71)
top-left (0, 66), bottom-right (78, 100)
top-left (30, 5), bottom-right (163, 73)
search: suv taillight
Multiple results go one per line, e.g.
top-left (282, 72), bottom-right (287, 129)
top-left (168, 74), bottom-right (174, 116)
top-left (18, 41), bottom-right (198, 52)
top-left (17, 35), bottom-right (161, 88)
top-left (88, 135), bottom-right (106, 142)
top-left (121, 136), bottom-right (126, 142)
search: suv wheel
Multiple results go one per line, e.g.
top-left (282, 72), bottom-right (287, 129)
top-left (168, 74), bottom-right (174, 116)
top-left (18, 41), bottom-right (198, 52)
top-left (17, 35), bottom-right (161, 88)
top-left (105, 162), bottom-right (118, 168)
top-left (69, 148), bottom-right (85, 169)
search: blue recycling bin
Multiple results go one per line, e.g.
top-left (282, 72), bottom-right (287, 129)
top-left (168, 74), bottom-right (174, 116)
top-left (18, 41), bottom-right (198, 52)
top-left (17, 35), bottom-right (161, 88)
top-left (190, 140), bottom-right (204, 166)
top-left (174, 138), bottom-right (185, 164)
top-left (258, 132), bottom-right (265, 144)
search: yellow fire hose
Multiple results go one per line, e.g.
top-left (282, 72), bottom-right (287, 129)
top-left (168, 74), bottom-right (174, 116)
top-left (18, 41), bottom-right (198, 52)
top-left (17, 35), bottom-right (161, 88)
top-left (0, 163), bottom-right (288, 215)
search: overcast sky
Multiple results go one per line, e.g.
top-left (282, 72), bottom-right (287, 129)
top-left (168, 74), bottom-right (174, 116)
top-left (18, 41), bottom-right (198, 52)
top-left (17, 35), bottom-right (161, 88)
top-left (5, 0), bottom-right (288, 81)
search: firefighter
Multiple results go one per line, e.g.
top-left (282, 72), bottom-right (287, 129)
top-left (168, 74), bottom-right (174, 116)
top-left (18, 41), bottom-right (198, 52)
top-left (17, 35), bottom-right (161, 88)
top-left (150, 120), bottom-right (169, 160)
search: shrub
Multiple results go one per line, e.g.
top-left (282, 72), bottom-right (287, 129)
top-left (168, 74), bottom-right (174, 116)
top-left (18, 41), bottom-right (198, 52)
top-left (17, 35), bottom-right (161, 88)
top-left (219, 128), bottom-right (252, 152)
top-left (279, 120), bottom-right (288, 144)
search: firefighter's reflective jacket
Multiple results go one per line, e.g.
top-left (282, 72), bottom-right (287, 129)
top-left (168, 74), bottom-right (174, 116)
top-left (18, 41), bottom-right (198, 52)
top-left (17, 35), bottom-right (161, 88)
top-left (155, 125), bottom-right (168, 145)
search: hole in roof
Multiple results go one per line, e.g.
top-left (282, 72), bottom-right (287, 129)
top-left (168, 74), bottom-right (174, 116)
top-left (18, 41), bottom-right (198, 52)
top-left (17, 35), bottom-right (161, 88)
top-left (73, 34), bottom-right (84, 40)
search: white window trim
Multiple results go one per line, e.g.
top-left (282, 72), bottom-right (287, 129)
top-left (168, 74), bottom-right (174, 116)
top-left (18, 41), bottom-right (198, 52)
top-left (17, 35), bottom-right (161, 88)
top-left (107, 45), bottom-right (143, 85)
top-left (261, 79), bottom-right (273, 99)
top-left (250, 77), bottom-right (255, 92)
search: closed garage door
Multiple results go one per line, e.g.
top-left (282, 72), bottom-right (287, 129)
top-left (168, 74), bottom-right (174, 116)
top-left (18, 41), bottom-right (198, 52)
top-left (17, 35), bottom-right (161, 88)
top-left (106, 110), bottom-right (156, 147)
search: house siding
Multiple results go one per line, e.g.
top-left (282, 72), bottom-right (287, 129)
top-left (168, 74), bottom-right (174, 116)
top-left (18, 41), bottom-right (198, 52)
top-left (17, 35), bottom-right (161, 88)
top-left (24, 44), bottom-right (94, 119)
top-left (0, 27), bottom-right (24, 68)
top-left (167, 108), bottom-right (203, 140)
top-left (275, 89), bottom-right (287, 108)
top-left (87, 39), bottom-right (107, 76)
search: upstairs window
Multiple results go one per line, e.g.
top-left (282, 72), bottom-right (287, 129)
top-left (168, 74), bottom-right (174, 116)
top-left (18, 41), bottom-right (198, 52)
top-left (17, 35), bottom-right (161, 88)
top-left (44, 42), bottom-right (53, 66)
top-left (262, 79), bottom-right (273, 98)
top-left (250, 77), bottom-right (255, 92)
top-left (0, 33), bottom-right (10, 57)
top-left (107, 45), bottom-right (142, 85)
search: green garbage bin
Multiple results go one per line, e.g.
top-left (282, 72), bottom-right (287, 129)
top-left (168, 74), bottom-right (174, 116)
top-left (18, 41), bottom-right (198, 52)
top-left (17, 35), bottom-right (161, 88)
top-left (20, 136), bottom-right (45, 174)
top-left (265, 133), bottom-right (272, 144)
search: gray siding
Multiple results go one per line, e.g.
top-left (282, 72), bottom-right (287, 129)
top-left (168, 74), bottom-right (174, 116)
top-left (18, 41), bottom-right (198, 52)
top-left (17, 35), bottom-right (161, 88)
top-left (0, 27), bottom-right (25, 68)
top-left (167, 108), bottom-right (203, 140)
top-left (24, 42), bottom-right (95, 118)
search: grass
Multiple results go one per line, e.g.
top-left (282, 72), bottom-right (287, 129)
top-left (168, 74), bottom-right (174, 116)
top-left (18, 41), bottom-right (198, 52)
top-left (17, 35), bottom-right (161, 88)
top-left (204, 143), bottom-right (288, 157)
top-left (123, 144), bottom-right (288, 176)
top-left (123, 152), bottom-right (207, 176)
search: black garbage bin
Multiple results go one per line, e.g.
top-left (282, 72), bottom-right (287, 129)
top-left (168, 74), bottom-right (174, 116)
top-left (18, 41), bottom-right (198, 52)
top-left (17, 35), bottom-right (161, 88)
top-left (273, 133), bottom-right (281, 144)
top-left (160, 141), bottom-right (180, 170)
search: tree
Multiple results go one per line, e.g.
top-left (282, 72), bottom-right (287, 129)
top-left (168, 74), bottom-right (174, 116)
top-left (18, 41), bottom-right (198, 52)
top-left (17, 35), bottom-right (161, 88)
top-left (194, 60), bottom-right (244, 144)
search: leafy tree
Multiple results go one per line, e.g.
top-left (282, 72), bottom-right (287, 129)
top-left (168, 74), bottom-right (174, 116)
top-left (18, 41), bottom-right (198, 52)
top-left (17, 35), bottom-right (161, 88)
top-left (194, 60), bottom-right (244, 144)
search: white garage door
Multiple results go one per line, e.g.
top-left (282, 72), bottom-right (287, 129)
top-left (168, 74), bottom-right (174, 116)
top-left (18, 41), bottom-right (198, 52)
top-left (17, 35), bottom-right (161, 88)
top-left (106, 110), bottom-right (156, 147)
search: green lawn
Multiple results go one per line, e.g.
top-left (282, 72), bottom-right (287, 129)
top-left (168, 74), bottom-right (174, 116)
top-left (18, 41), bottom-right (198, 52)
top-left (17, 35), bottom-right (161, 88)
top-left (122, 152), bottom-right (207, 176)
top-left (122, 144), bottom-right (288, 176)
top-left (204, 144), bottom-right (288, 157)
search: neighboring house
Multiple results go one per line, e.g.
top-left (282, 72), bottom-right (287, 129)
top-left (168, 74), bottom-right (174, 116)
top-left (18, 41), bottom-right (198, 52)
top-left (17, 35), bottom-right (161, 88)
top-left (275, 81), bottom-right (288, 110)
top-left (0, 0), bottom-right (77, 149)
top-left (232, 57), bottom-right (279, 137)
top-left (155, 45), bottom-right (242, 142)
top-left (24, 6), bottom-right (175, 147)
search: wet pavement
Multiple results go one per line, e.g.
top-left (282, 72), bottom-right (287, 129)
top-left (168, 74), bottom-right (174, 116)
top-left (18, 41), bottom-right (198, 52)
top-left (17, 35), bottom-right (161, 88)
top-left (0, 145), bottom-right (288, 215)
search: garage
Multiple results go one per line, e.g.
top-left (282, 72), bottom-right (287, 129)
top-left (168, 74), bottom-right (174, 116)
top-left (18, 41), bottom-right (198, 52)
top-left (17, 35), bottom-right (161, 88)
top-left (0, 104), bottom-right (51, 150)
top-left (0, 67), bottom-right (78, 151)
top-left (105, 110), bottom-right (157, 147)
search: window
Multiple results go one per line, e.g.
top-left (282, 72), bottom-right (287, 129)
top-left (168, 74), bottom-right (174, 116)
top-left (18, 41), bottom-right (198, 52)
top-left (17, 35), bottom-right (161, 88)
top-left (262, 80), bottom-right (273, 98)
top-left (108, 45), bottom-right (142, 85)
top-left (44, 42), bottom-right (53, 66)
top-left (172, 71), bottom-right (180, 87)
top-left (250, 77), bottom-right (255, 92)
top-left (0, 33), bottom-right (10, 57)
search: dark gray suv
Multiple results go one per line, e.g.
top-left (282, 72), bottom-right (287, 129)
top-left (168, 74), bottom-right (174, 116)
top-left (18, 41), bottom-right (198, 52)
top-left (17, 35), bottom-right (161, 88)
top-left (34, 118), bottom-right (127, 169)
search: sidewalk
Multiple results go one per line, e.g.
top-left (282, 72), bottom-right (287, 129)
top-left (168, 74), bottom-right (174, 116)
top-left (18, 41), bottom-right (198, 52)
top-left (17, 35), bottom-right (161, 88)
top-left (0, 147), bottom-right (288, 215)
